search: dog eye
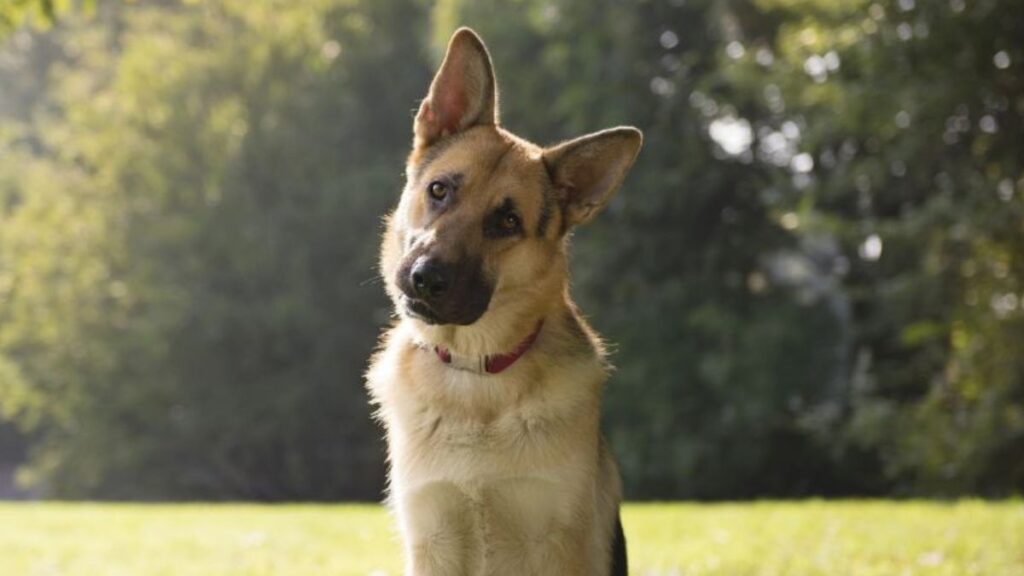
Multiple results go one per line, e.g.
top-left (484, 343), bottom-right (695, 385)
top-left (484, 199), bottom-right (523, 239)
top-left (500, 212), bottom-right (521, 232)
top-left (427, 181), bottom-right (449, 202)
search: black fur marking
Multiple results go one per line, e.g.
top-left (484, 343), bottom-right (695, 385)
top-left (557, 195), bottom-right (572, 237)
top-left (541, 153), bottom-right (573, 237)
top-left (484, 197), bottom-right (523, 239)
top-left (396, 253), bottom-right (493, 326)
top-left (537, 187), bottom-right (554, 237)
top-left (447, 172), bottom-right (465, 188)
top-left (610, 514), bottom-right (628, 576)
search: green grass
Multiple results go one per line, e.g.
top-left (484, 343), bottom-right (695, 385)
top-left (1, 501), bottom-right (1021, 575)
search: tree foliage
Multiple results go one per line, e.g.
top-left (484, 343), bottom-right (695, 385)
top-left (0, 0), bottom-right (92, 36)
top-left (0, 0), bottom-right (430, 499)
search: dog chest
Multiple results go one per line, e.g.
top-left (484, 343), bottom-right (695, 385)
top-left (395, 474), bottom-right (595, 576)
top-left (392, 393), bottom-right (600, 487)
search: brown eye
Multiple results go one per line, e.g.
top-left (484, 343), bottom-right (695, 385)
top-left (501, 212), bottom-right (521, 231)
top-left (484, 198), bottom-right (523, 239)
top-left (428, 181), bottom-right (448, 201)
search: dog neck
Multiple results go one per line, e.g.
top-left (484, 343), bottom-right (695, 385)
top-left (430, 319), bottom-right (544, 374)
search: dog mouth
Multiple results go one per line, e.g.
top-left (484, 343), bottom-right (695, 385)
top-left (401, 296), bottom-right (443, 325)
top-left (399, 293), bottom-right (491, 326)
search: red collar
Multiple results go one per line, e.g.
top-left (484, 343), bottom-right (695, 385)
top-left (434, 321), bottom-right (544, 375)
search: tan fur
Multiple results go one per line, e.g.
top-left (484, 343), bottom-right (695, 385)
top-left (367, 27), bottom-right (640, 576)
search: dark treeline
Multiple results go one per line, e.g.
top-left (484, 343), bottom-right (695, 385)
top-left (0, 0), bottom-right (1021, 501)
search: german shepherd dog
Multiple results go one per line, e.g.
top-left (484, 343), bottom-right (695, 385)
top-left (367, 27), bottom-right (641, 576)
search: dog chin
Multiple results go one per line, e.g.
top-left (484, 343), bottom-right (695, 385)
top-left (401, 297), bottom-right (442, 325)
top-left (400, 296), bottom-right (487, 327)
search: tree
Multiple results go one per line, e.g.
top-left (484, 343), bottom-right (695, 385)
top-left (741, 0), bottom-right (1024, 494)
top-left (0, 0), bottom-right (94, 36)
top-left (0, 0), bottom-right (431, 499)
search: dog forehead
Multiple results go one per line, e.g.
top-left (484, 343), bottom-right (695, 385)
top-left (409, 128), bottom-right (547, 196)
top-left (485, 144), bottom-right (546, 186)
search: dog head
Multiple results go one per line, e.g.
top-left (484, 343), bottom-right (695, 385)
top-left (381, 28), bottom-right (642, 334)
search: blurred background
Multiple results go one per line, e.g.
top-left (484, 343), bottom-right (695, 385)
top-left (0, 0), bottom-right (1020, 503)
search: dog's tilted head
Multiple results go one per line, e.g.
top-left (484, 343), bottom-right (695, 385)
top-left (381, 28), bottom-right (642, 332)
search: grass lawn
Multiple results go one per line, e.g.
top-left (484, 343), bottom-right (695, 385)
top-left (1, 500), bottom-right (1021, 575)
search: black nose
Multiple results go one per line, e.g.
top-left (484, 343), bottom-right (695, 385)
top-left (410, 257), bottom-right (449, 300)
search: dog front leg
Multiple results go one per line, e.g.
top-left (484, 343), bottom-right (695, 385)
top-left (536, 521), bottom-right (595, 576)
top-left (398, 482), bottom-right (480, 576)
top-left (479, 479), bottom-right (595, 576)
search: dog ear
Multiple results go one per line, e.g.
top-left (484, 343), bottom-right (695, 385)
top-left (543, 127), bottom-right (643, 228)
top-left (414, 28), bottom-right (498, 148)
